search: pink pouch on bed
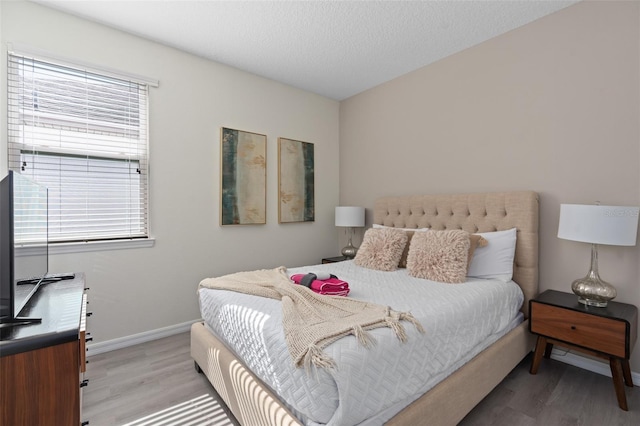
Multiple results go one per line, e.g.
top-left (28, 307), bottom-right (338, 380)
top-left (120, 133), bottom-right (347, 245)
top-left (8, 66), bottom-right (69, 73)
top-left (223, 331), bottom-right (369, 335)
top-left (290, 273), bottom-right (350, 296)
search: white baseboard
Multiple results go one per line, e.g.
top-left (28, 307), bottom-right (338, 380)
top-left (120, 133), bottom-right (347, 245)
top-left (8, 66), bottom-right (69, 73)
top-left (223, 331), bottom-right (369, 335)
top-left (86, 319), bottom-right (200, 356)
top-left (550, 348), bottom-right (640, 386)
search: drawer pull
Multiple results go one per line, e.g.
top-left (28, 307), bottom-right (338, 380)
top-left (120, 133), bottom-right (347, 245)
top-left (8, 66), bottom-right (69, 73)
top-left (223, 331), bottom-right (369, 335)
top-left (571, 325), bottom-right (576, 330)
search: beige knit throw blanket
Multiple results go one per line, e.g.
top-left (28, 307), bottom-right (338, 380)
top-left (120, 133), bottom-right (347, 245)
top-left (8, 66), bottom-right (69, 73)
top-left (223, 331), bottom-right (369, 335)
top-left (199, 267), bottom-right (425, 371)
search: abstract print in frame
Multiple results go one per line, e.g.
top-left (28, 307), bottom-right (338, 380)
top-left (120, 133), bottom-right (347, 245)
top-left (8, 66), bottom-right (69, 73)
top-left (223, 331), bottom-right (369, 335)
top-left (220, 127), bottom-right (266, 225)
top-left (278, 138), bottom-right (314, 223)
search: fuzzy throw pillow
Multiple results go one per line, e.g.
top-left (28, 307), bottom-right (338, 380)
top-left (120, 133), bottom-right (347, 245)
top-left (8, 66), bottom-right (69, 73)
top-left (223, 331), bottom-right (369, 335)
top-left (407, 230), bottom-right (470, 283)
top-left (354, 228), bottom-right (408, 271)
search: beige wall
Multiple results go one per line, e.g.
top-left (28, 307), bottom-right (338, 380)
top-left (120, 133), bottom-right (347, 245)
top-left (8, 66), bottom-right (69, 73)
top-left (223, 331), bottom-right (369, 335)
top-left (340, 1), bottom-right (640, 369)
top-left (1, 1), bottom-right (340, 343)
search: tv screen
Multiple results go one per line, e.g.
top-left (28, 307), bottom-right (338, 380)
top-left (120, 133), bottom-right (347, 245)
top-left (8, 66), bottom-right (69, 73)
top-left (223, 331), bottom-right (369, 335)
top-left (0, 171), bottom-right (48, 326)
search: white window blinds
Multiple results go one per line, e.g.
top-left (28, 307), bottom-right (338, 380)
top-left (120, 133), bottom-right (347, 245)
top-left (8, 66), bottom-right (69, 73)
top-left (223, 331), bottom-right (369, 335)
top-left (7, 52), bottom-right (150, 243)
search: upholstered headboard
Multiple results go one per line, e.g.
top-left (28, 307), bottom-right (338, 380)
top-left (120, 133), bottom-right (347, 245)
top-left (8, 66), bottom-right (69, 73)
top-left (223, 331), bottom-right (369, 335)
top-left (373, 191), bottom-right (539, 318)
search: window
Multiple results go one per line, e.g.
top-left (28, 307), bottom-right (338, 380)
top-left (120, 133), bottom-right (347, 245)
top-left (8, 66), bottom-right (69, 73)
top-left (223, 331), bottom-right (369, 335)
top-left (8, 51), bottom-right (152, 243)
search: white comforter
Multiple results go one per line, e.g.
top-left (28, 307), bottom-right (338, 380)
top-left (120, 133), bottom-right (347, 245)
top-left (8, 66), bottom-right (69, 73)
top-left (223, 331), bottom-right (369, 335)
top-left (198, 261), bottom-right (524, 426)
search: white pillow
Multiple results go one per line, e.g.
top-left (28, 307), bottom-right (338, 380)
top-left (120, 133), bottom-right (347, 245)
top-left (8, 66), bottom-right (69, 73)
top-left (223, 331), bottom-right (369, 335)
top-left (467, 228), bottom-right (517, 282)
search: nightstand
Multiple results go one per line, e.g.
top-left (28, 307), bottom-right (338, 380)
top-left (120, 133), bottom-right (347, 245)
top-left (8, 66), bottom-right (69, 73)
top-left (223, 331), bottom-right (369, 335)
top-left (529, 290), bottom-right (638, 410)
top-left (321, 256), bottom-right (349, 264)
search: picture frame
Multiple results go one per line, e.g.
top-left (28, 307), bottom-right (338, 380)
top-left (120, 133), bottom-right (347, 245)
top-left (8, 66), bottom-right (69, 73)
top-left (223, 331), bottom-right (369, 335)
top-left (220, 127), bottom-right (267, 225)
top-left (278, 137), bottom-right (314, 223)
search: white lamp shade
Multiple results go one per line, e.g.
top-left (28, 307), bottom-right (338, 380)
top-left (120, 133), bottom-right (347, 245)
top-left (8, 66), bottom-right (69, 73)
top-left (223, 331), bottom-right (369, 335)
top-left (335, 206), bottom-right (365, 227)
top-left (558, 204), bottom-right (639, 246)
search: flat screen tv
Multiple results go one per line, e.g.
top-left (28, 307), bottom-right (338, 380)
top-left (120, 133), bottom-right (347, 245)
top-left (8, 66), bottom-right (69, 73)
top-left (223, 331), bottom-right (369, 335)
top-left (0, 170), bottom-right (49, 328)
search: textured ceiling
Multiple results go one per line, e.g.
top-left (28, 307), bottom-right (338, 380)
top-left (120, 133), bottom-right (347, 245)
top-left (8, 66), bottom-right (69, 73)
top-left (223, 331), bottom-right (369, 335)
top-left (31, 0), bottom-right (578, 100)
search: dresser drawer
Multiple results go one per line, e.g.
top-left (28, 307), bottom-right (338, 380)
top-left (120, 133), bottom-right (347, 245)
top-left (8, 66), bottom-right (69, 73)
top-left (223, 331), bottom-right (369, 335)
top-left (531, 302), bottom-right (627, 358)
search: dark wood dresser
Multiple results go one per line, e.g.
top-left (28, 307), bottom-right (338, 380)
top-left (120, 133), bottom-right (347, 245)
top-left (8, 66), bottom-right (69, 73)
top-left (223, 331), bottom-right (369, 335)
top-left (0, 274), bottom-right (89, 425)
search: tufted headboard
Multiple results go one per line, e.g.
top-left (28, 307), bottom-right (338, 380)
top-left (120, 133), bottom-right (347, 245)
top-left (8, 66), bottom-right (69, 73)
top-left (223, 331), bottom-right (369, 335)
top-left (373, 191), bottom-right (539, 318)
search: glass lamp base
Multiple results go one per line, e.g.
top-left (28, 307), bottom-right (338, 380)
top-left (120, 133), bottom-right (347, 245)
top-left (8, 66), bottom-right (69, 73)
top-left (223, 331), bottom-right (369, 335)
top-left (577, 297), bottom-right (609, 308)
top-left (341, 227), bottom-right (358, 259)
top-left (570, 244), bottom-right (616, 308)
top-left (571, 276), bottom-right (616, 308)
top-left (341, 243), bottom-right (358, 259)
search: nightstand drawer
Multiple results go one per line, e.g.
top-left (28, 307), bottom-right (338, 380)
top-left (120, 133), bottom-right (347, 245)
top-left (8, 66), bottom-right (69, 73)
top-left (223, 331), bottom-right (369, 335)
top-left (531, 302), bottom-right (627, 358)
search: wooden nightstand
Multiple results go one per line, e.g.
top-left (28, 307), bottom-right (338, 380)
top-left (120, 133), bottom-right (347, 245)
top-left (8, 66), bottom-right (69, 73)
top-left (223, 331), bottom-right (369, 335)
top-left (529, 290), bottom-right (638, 410)
top-left (321, 256), bottom-right (349, 264)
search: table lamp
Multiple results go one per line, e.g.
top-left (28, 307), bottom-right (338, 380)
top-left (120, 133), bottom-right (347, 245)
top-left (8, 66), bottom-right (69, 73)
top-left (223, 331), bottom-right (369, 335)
top-left (335, 206), bottom-right (365, 258)
top-left (557, 204), bottom-right (639, 307)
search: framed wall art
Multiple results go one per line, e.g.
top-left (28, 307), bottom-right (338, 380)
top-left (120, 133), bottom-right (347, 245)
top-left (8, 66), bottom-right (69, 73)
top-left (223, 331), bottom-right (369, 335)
top-left (220, 127), bottom-right (266, 225)
top-left (278, 137), bottom-right (314, 223)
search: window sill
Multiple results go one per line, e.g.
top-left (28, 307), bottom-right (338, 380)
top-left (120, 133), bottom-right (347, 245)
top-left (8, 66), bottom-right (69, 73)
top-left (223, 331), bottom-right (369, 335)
top-left (49, 238), bottom-right (156, 255)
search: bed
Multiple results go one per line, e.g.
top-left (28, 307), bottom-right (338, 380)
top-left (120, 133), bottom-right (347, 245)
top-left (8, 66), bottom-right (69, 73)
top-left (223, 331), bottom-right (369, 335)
top-left (191, 191), bottom-right (539, 425)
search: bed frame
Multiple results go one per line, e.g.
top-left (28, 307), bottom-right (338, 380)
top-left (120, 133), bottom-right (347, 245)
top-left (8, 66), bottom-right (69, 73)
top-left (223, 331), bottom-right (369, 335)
top-left (191, 191), bottom-right (539, 425)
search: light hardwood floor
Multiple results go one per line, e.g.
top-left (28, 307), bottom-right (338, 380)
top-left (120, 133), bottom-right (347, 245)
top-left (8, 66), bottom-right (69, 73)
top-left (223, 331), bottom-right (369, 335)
top-left (83, 332), bottom-right (640, 425)
top-left (83, 332), bottom-right (239, 425)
